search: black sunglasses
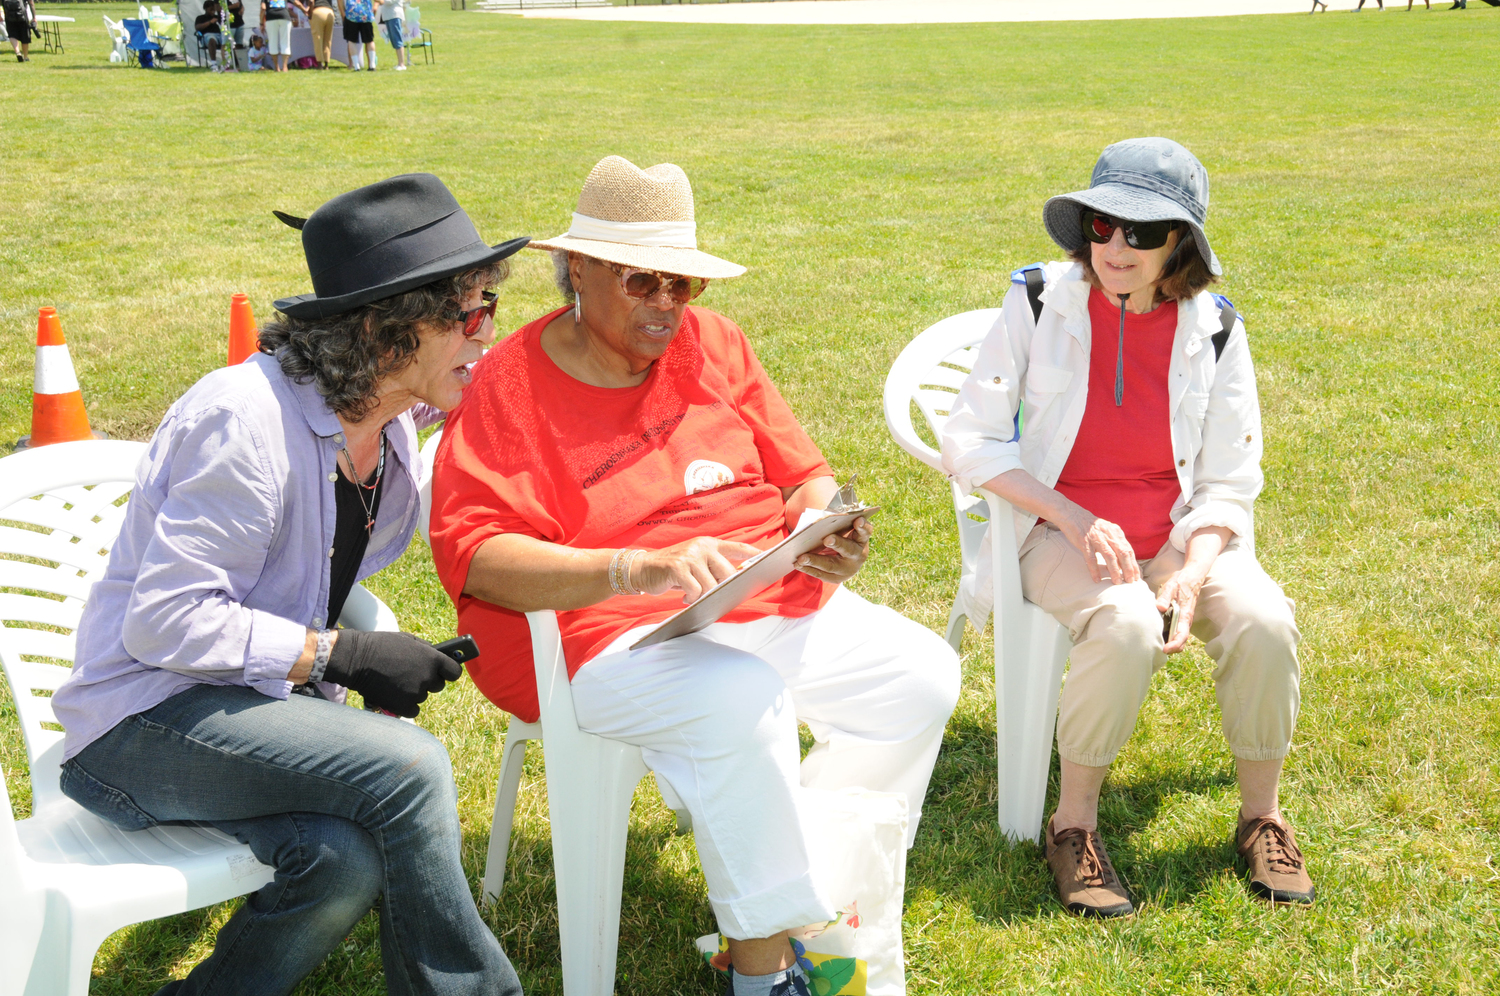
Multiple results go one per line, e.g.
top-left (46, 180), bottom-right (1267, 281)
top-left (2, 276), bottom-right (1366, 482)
top-left (1081, 209), bottom-right (1178, 251)
top-left (443, 291), bottom-right (497, 338)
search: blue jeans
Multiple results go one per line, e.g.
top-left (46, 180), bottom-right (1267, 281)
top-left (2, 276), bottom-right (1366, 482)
top-left (60, 684), bottom-right (522, 996)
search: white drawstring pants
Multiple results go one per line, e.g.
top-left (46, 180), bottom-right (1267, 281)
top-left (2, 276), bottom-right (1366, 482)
top-left (570, 585), bottom-right (961, 941)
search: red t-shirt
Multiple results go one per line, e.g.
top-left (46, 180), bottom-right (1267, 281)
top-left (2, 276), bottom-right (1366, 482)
top-left (430, 305), bottom-right (835, 722)
top-left (1053, 289), bottom-right (1181, 560)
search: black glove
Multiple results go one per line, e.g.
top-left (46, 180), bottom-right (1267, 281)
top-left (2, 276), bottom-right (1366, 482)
top-left (324, 630), bottom-right (463, 718)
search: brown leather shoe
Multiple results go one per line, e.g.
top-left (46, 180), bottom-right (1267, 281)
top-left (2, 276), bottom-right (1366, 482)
top-left (1045, 817), bottom-right (1134, 918)
top-left (1236, 814), bottom-right (1316, 905)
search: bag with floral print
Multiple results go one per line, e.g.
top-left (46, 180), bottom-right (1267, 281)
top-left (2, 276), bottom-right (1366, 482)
top-left (695, 787), bottom-right (909, 995)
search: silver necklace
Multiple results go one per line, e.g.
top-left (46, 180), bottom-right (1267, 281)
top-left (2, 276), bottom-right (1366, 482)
top-left (339, 433), bottom-right (386, 533)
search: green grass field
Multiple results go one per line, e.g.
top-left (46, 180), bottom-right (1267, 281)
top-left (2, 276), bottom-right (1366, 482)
top-left (2, 4), bottom-right (1499, 993)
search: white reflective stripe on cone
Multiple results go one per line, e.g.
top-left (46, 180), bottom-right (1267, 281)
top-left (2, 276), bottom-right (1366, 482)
top-left (34, 344), bottom-right (81, 395)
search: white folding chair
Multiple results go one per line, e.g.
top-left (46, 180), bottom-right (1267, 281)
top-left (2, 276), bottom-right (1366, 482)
top-left (415, 427), bottom-right (689, 996)
top-left (883, 310), bottom-right (1071, 844)
top-left (0, 439), bottom-right (400, 995)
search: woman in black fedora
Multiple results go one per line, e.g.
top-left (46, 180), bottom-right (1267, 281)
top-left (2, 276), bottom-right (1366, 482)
top-left (51, 173), bottom-right (528, 996)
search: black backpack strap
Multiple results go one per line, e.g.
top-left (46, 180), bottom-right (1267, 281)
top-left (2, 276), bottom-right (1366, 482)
top-left (1212, 298), bottom-right (1238, 361)
top-left (1023, 267), bottom-right (1045, 324)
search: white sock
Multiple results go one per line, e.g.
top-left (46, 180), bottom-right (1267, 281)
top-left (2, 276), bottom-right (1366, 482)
top-left (731, 964), bottom-right (808, 996)
top-left (351, 50), bottom-right (363, 68)
top-left (368, 47), bottom-right (376, 67)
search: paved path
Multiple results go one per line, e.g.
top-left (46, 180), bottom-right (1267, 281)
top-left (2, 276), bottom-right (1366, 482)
top-left (512, 0), bottom-right (1328, 24)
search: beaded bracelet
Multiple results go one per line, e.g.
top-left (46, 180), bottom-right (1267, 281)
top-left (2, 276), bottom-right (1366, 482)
top-left (609, 548), bottom-right (644, 596)
top-left (622, 548), bottom-right (644, 595)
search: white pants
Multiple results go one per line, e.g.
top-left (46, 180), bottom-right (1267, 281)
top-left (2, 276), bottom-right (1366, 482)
top-left (572, 585), bottom-right (960, 941)
top-left (264, 19), bottom-right (291, 55)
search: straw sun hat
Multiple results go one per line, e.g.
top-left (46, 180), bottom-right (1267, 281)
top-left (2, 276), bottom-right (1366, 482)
top-left (528, 156), bottom-right (747, 281)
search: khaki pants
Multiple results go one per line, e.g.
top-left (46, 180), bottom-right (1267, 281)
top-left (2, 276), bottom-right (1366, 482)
top-left (309, 6), bottom-right (335, 63)
top-left (1019, 523), bottom-right (1300, 767)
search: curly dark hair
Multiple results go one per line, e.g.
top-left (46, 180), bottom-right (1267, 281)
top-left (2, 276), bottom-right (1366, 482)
top-left (257, 262), bottom-right (508, 423)
top-left (1068, 226), bottom-right (1219, 303)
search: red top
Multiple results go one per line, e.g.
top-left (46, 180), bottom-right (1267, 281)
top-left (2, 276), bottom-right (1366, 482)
top-left (430, 305), bottom-right (835, 722)
top-left (1053, 289), bottom-right (1181, 560)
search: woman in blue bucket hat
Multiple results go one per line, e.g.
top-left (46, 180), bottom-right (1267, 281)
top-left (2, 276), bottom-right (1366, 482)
top-left (942, 138), bottom-right (1314, 917)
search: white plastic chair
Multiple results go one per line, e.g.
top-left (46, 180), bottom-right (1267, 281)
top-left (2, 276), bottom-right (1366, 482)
top-left (102, 15), bottom-right (130, 62)
top-left (0, 439), bottom-right (400, 995)
top-left (882, 310), bottom-right (1070, 844)
top-left (414, 427), bottom-right (689, 996)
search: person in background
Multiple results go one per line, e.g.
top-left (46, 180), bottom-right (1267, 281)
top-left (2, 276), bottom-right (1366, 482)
top-left (3, 0), bottom-right (35, 62)
top-left (261, 0), bottom-right (291, 70)
top-left (340, 0), bottom-right (375, 70)
top-left (246, 28), bottom-right (268, 68)
top-left (305, 0), bottom-right (334, 68)
top-left (226, 0), bottom-right (247, 49)
top-left (193, 0), bottom-right (228, 69)
top-left (942, 137), bottom-right (1313, 918)
top-left (377, 0), bottom-right (405, 71)
top-left (1353, 0), bottom-right (1383, 9)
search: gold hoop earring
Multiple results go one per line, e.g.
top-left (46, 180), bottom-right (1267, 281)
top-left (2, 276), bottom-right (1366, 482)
top-left (573, 293), bottom-right (582, 324)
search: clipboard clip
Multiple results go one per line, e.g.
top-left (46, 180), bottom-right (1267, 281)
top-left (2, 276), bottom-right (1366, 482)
top-left (824, 474), bottom-right (865, 515)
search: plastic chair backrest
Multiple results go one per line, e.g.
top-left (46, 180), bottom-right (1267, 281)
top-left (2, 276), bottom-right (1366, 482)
top-left (882, 308), bottom-right (1000, 579)
top-left (405, 6), bottom-right (420, 38)
top-left (0, 440), bottom-right (148, 812)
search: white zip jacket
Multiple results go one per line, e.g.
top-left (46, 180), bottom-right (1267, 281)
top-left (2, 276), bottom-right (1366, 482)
top-left (939, 261), bottom-right (1263, 617)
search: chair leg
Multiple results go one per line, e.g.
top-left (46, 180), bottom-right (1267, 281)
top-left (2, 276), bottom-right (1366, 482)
top-left (944, 601), bottom-right (968, 653)
top-left (542, 736), bottom-right (646, 996)
top-left (994, 604), bottom-right (1069, 844)
top-left (480, 722), bottom-right (538, 904)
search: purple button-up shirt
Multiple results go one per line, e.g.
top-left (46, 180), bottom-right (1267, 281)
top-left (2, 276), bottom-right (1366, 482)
top-left (54, 352), bottom-right (438, 759)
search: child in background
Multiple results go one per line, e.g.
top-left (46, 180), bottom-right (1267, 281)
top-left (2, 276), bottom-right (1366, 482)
top-left (246, 29), bottom-right (268, 69)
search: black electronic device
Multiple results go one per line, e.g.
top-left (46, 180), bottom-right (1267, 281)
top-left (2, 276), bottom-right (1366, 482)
top-left (434, 634), bottom-right (480, 665)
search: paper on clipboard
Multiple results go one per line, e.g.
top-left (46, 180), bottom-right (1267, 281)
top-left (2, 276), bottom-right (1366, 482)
top-left (629, 477), bottom-right (879, 651)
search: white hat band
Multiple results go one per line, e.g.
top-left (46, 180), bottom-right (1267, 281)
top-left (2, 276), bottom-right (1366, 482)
top-left (567, 212), bottom-right (698, 249)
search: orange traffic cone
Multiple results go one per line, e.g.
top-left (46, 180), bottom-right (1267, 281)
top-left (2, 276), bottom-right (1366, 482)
top-left (228, 293), bottom-right (259, 366)
top-left (17, 307), bottom-right (104, 450)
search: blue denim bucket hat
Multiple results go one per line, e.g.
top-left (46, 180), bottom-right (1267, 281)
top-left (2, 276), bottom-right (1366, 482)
top-left (1043, 137), bottom-right (1221, 276)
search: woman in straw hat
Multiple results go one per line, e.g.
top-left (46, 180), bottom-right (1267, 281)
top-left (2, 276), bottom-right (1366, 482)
top-left (53, 174), bottom-right (528, 996)
top-left (430, 156), bottom-right (960, 991)
top-left (942, 138), bottom-right (1312, 918)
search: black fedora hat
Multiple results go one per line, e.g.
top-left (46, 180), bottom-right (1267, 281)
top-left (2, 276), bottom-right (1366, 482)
top-left (273, 173), bottom-right (529, 320)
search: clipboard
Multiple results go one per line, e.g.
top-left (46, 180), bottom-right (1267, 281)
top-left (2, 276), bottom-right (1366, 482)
top-left (629, 477), bottom-right (879, 651)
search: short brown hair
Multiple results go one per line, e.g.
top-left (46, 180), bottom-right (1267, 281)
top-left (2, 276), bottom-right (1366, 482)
top-left (1069, 226), bottom-right (1219, 303)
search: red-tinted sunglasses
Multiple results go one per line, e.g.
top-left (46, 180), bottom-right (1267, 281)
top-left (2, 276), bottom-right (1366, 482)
top-left (445, 291), bottom-right (497, 337)
top-left (1081, 209), bottom-right (1177, 251)
top-left (603, 261), bottom-right (709, 305)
